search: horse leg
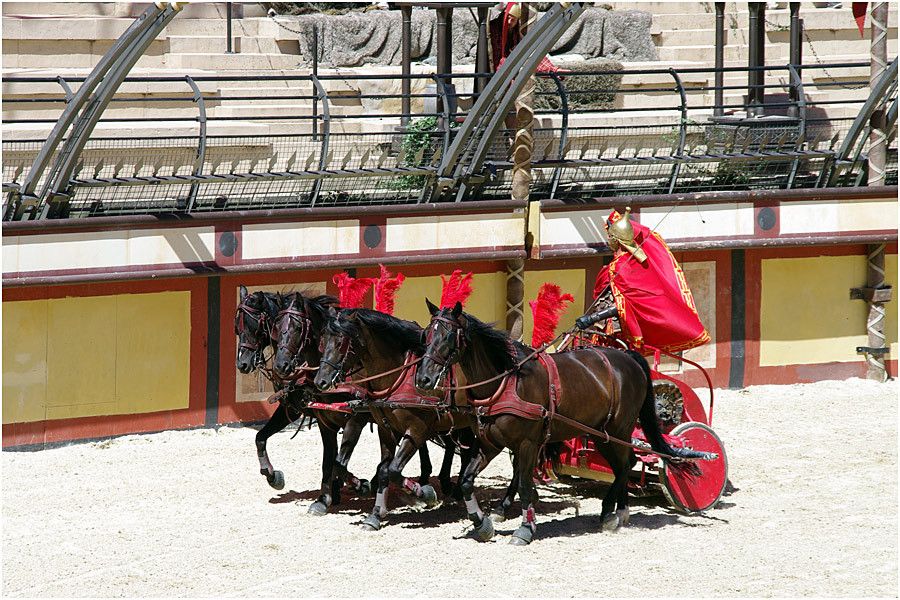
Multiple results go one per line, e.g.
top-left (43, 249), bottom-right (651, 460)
top-left (492, 453), bottom-right (519, 522)
top-left (510, 439), bottom-right (541, 546)
top-left (390, 435), bottom-right (439, 508)
top-left (333, 412), bottom-right (372, 496)
top-left (595, 442), bottom-right (633, 531)
top-left (437, 433), bottom-right (457, 499)
top-left (361, 426), bottom-right (397, 532)
top-left (459, 447), bottom-right (498, 542)
top-left (308, 422), bottom-right (338, 516)
top-left (416, 441), bottom-right (433, 487)
top-left (255, 402), bottom-right (292, 490)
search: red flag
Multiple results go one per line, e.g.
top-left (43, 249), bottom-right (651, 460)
top-left (852, 2), bottom-right (868, 37)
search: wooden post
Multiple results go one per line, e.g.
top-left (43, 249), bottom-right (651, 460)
top-left (865, 2), bottom-right (890, 381)
top-left (507, 3), bottom-right (533, 340)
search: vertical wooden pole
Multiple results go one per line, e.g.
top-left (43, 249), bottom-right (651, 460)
top-left (507, 3), bottom-right (533, 340)
top-left (865, 2), bottom-right (889, 381)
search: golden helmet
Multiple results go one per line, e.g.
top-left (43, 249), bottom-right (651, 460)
top-left (606, 207), bottom-right (647, 263)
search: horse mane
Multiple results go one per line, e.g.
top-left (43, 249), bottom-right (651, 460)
top-left (305, 293), bottom-right (339, 321)
top-left (332, 308), bottom-right (423, 353)
top-left (458, 310), bottom-right (532, 372)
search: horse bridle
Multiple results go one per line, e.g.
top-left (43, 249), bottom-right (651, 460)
top-left (274, 301), bottom-right (314, 377)
top-left (235, 297), bottom-right (273, 368)
top-left (422, 313), bottom-right (467, 384)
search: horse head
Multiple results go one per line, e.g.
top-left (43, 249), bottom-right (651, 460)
top-left (272, 291), bottom-right (338, 380)
top-left (416, 299), bottom-right (466, 391)
top-left (234, 285), bottom-right (279, 374)
top-left (314, 307), bottom-right (361, 391)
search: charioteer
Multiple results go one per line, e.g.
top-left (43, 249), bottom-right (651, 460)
top-left (575, 207), bottom-right (710, 354)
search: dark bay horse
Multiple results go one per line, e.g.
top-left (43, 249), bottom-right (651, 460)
top-left (313, 308), bottom-right (481, 535)
top-left (272, 292), bottom-right (445, 516)
top-left (416, 299), bottom-right (698, 545)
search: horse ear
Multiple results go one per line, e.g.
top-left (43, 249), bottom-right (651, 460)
top-left (425, 298), bottom-right (439, 316)
top-left (451, 301), bottom-right (463, 319)
top-left (328, 306), bottom-right (338, 318)
top-left (239, 285), bottom-right (248, 301)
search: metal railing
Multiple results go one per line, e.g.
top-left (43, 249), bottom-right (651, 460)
top-left (2, 58), bottom-right (896, 219)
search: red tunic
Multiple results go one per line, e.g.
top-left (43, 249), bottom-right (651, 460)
top-left (593, 218), bottom-right (710, 353)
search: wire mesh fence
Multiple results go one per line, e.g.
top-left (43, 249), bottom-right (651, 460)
top-left (2, 60), bottom-right (896, 219)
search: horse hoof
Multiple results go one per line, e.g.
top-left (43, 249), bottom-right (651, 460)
top-left (472, 516), bottom-right (495, 542)
top-left (357, 479), bottom-right (372, 496)
top-left (267, 470), bottom-right (285, 490)
top-left (601, 513), bottom-right (620, 532)
top-left (361, 514), bottom-right (382, 531)
top-left (510, 525), bottom-right (533, 546)
top-left (419, 485), bottom-right (439, 508)
top-left (616, 507), bottom-right (630, 528)
top-left (307, 500), bottom-right (328, 516)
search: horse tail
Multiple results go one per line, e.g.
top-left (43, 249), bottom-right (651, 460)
top-left (626, 350), bottom-right (709, 460)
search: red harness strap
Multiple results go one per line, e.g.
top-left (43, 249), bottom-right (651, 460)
top-left (469, 352), bottom-right (560, 421)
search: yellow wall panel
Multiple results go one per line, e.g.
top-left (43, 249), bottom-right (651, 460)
top-left (2, 299), bottom-right (49, 424)
top-left (115, 292), bottom-right (191, 414)
top-left (523, 270), bottom-right (586, 346)
top-left (761, 255), bottom-right (869, 366)
top-left (394, 271), bottom-right (507, 329)
top-left (45, 295), bottom-right (118, 420)
top-left (885, 254), bottom-right (898, 358)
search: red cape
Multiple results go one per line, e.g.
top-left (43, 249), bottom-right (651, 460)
top-left (593, 219), bottom-right (709, 353)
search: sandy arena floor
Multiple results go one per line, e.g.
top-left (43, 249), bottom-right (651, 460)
top-left (3, 378), bottom-right (897, 597)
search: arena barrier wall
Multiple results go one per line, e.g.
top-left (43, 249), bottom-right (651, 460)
top-left (2, 188), bottom-right (897, 447)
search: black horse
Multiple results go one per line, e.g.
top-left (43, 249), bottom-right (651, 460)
top-left (271, 292), bottom-right (448, 516)
top-left (313, 307), bottom-right (480, 533)
top-left (416, 299), bottom-right (702, 545)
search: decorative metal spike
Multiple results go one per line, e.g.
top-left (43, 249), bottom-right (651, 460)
top-left (740, 135), bottom-right (751, 154)
top-left (596, 141), bottom-right (608, 158)
top-left (340, 150), bottom-right (353, 170)
top-left (757, 133), bottom-right (769, 151)
top-left (112, 159), bottom-right (125, 178)
top-left (793, 132), bottom-right (806, 149)
top-left (286, 151), bottom-right (297, 172)
top-left (560, 140), bottom-right (571, 158)
top-left (431, 146), bottom-right (443, 164)
top-left (775, 132), bottom-right (789, 151)
top-left (268, 152), bottom-right (278, 171)
top-left (413, 145), bottom-right (426, 165)
top-left (93, 158), bottom-right (105, 178)
top-left (358, 149), bottom-right (370, 168)
top-left (377, 146), bottom-right (390, 168)
top-left (305, 151), bottom-right (317, 171)
top-left (153, 157), bottom-right (165, 176)
top-left (12, 164), bottom-right (23, 182)
top-left (830, 133), bottom-right (840, 150)
top-left (229, 158), bottom-right (240, 174)
top-left (133, 159), bottom-right (144, 176)
top-left (323, 150), bottom-right (333, 169)
top-left (74, 159), bottom-right (85, 177)
top-left (580, 140), bottom-right (591, 159)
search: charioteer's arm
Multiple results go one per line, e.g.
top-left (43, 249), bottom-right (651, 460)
top-left (575, 305), bottom-right (618, 330)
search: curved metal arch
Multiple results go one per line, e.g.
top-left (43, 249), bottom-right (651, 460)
top-left (309, 74), bottom-right (332, 207)
top-left (185, 75), bottom-right (208, 212)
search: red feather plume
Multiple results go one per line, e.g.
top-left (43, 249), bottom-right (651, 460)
top-left (332, 272), bottom-right (374, 309)
top-left (374, 264), bottom-right (405, 315)
top-left (439, 269), bottom-right (474, 309)
top-left (529, 283), bottom-right (575, 347)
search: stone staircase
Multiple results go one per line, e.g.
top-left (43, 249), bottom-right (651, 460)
top-left (2, 2), bottom-right (894, 160)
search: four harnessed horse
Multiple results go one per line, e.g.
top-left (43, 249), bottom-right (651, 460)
top-left (237, 287), bottom-right (714, 544)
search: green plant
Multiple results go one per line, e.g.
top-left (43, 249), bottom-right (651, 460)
top-left (391, 116), bottom-right (456, 189)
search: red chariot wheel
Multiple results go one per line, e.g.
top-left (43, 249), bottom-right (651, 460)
top-left (658, 422), bottom-right (728, 513)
